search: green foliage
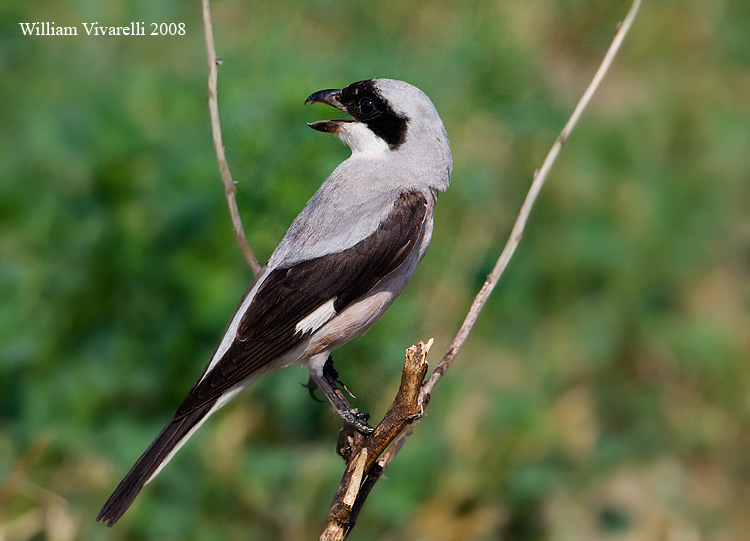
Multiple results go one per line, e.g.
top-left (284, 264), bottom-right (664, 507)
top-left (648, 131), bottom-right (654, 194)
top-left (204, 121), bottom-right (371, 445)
top-left (2, 0), bottom-right (749, 539)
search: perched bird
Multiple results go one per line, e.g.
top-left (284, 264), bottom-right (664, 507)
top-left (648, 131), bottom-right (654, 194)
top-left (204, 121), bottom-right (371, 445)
top-left (97, 78), bottom-right (452, 526)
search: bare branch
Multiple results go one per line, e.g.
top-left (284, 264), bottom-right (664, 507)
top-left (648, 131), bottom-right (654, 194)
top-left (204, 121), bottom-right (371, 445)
top-left (201, 0), bottom-right (262, 276)
top-left (421, 0), bottom-right (642, 400)
top-left (320, 0), bottom-right (642, 538)
top-left (319, 341), bottom-right (432, 541)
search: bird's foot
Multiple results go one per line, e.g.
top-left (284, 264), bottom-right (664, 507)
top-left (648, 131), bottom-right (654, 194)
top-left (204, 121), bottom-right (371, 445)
top-left (308, 355), bottom-right (374, 435)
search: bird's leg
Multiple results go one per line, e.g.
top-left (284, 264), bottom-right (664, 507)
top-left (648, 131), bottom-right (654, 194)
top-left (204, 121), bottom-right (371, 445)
top-left (308, 355), bottom-right (374, 434)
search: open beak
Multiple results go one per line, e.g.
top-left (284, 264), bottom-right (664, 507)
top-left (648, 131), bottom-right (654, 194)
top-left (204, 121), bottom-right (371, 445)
top-left (305, 88), bottom-right (352, 133)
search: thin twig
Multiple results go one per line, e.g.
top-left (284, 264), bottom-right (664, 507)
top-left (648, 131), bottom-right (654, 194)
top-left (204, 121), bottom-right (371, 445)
top-left (421, 0), bottom-right (642, 401)
top-left (320, 1), bottom-right (642, 538)
top-left (201, 0), bottom-right (262, 275)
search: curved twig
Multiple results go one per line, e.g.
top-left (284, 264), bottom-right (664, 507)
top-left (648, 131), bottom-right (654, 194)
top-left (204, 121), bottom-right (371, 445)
top-left (201, 0), bottom-right (261, 275)
top-left (421, 0), bottom-right (642, 401)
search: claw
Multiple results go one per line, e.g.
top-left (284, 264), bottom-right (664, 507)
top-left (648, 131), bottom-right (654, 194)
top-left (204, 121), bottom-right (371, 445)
top-left (301, 379), bottom-right (324, 403)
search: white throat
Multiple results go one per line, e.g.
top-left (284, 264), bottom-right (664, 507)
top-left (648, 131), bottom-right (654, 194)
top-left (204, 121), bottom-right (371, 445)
top-left (338, 123), bottom-right (389, 158)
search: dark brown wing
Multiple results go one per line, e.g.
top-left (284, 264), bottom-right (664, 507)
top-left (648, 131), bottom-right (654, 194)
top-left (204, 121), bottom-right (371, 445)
top-left (174, 190), bottom-right (428, 418)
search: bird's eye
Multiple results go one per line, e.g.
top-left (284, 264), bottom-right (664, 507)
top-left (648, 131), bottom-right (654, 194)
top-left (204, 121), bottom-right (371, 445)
top-left (359, 97), bottom-right (375, 116)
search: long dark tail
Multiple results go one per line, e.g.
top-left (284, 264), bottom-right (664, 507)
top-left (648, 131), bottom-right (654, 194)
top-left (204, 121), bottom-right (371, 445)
top-left (97, 401), bottom-right (215, 527)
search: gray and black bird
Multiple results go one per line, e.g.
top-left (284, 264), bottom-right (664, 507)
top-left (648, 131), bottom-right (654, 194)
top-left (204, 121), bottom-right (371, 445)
top-left (97, 78), bottom-right (452, 526)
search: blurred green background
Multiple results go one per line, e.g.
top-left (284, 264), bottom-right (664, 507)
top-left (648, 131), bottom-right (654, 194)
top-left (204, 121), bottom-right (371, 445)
top-left (2, 0), bottom-right (748, 539)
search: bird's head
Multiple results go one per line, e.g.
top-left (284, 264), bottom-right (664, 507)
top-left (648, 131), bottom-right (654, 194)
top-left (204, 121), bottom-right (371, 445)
top-left (306, 79), bottom-right (452, 186)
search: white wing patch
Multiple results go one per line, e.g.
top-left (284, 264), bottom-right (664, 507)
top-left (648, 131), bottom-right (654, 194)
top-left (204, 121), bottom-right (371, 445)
top-left (295, 298), bottom-right (337, 335)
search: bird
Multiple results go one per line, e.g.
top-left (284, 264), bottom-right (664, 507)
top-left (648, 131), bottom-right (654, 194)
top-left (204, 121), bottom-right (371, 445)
top-left (97, 78), bottom-right (452, 526)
